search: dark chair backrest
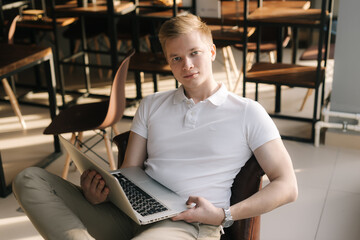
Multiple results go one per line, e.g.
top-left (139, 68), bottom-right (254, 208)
top-left (113, 131), bottom-right (264, 240)
top-left (222, 154), bottom-right (264, 240)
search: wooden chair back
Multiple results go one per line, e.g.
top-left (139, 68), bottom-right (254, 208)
top-left (113, 131), bottom-right (264, 240)
top-left (97, 49), bottom-right (135, 129)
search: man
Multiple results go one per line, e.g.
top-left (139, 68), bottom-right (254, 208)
top-left (13, 14), bottom-right (297, 240)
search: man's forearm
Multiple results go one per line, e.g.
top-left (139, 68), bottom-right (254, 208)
top-left (230, 176), bottom-right (298, 221)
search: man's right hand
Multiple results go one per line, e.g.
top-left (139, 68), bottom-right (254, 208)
top-left (80, 170), bottom-right (109, 205)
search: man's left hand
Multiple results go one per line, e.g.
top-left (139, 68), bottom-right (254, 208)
top-left (171, 196), bottom-right (225, 225)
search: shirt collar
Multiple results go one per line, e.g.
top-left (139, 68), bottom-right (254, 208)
top-left (173, 83), bottom-right (228, 106)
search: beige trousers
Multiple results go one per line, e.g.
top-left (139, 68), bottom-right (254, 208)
top-left (12, 167), bottom-right (221, 240)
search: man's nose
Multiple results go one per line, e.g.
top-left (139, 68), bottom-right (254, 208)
top-left (182, 57), bottom-right (194, 70)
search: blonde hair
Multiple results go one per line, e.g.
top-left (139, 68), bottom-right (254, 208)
top-left (158, 14), bottom-right (213, 54)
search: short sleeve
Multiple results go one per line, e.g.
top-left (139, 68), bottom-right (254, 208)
top-left (130, 95), bottom-right (152, 139)
top-left (244, 100), bottom-right (280, 151)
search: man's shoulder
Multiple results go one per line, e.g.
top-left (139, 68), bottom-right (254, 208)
top-left (226, 92), bottom-right (259, 107)
top-left (140, 88), bottom-right (179, 108)
top-left (144, 88), bottom-right (177, 100)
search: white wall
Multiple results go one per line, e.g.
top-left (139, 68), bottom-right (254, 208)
top-left (330, 0), bottom-right (360, 114)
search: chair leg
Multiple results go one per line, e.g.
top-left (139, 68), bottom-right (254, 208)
top-left (300, 89), bottom-right (313, 111)
top-left (62, 133), bottom-right (76, 179)
top-left (103, 132), bottom-right (116, 170)
top-left (69, 40), bottom-right (81, 74)
top-left (268, 50), bottom-right (276, 64)
top-left (2, 78), bottom-right (26, 129)
top-left (93, 37), bottom-right (103, 79)
top-left (112, 124), bottom-right (120, 136)
top-left (144, 35), bottom-right (151, 52)
top-left (233, 52), bottom-right (255, 93)
top-left (103, 35), bottom-right (114, 79)
top-left (226, 46), bottom-right (239, 79)
top-left (222, 47), bottom-right (233, 90)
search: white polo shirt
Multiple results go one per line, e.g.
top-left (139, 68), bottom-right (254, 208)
top-left (130, 83), bottom-right (280, 208)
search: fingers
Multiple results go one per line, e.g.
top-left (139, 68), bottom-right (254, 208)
top-left (171, 209), bottom-right (193, 222)
top-left (186, 196), bottom-right (196, 205)
top-left (186, 196), bottom-right (204, 208)
top-left (172, 196), bottom-right (200, 223)
top-left (80, 169), bottom-right (97, 190)
top-left (80, 170), bottom-right (109, 204)
top-left (172, 196), bottom-right (224, 225)
top-left (97, 179), bottom-right (109, 195)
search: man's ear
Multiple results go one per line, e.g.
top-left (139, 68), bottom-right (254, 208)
top-left (210, 44), bottom-right (216, 61)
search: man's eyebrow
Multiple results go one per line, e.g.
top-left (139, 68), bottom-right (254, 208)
top-left (168, 53), bottom-right (179, 58)
top-left (168, 48), bottom-right (200, 58)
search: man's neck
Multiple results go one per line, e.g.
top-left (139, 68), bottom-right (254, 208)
top-left (184, 80), bottom-right (220, 104)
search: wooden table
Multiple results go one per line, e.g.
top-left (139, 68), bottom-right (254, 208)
top-left (202, 1), bottom-right (311, 25)
top-left (54, 0), bottom-right (135, 16)
top-left (0, 43), bottom-right (60, 197)
top-left (51, 0), bottom-right (135, 85)
top-left (203, 0), bottom-right (324, 116)
top-left (136, 0), bottom-right (190, 19)
top-left (48, 0), bottom-right (136, 104)
top-left (17, 16), bottom-right (77, 30)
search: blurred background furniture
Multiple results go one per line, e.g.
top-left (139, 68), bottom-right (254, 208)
top-left (62, 15), bottom-right (107, 79)
top-left (242, 0), bottom-right (334, 142)
top-left (0, 41), bottom-right (59, 197)
top-left (201, 0), bottom-right (309, 93)
top-left (1, 0), bottom-right (77, 108)
top-left (298, 15), bottom-right (336, 112)
top-left (113, 130), bottom-right (265, 240)
top-left (127, 0), bottom-right (191, 99)
top-left (0, 151), bottom-right (11, 197)
top-left (48, 0), bottom-right (136, 106)
top-left (43, 49), bottom-right (134, 179)
top-left (298, 43), bottom-right (335, 111)
top-left (1, 14), bottom-right (27, 129)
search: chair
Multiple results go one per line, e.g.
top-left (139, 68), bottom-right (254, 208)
top-left (209, 23), bottom-right (253, 92)
top-left (43, 49), bottom-right (135, 179)
top-left (127, 2), bottom-right (184, 99)
top-left (206, 1), bottom-right (292, 93)
top-left (63, 16), bottom-right (107, 78)
top-left (242, 0), bottom-right (334, 142)
top-left (113, 130), bottom-right (265, 240)
top-left (230, 26), bottom-right (291, 93)
top-left (105, 16), bottom-right (153, 79)
top-left (298, 43), bottom-right (335, 111)
top-left (1, 14), bottom-right (27, 129)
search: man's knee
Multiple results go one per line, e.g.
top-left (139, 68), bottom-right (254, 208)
top-left (12, 167), bottom-right (48, 201)
top-left (13, 167), bottom-right (45, 187)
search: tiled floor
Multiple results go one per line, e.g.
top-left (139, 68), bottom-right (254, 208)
top-left (1, 47), bottom-right (359, 240)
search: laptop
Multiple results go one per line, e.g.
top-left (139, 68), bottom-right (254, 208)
top-left (59, 135), bottom-right (187, 225)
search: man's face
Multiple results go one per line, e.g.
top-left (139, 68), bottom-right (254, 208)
top-left (164, 30), bottom-right (216, 90)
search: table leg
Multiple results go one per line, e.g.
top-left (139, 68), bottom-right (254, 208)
top-left (44, 54), bottom-right (60, 152)
top-left (134, 71), bottom-right (142, 99)
top-left (50, 3), bottom-right (67, 107)
top-left (275, 27), bottom-right (284, 113)
top-left (0, 151), bottom-right (12, 198)
top-left (292, 26), bottom-right (298, 64)
top-left (80, 16), bottom-right (91, 93)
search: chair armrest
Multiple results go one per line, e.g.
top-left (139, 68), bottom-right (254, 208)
top-left (113, 131), bottom-right (130, 167)
top-left (222, 155), bottom-right (264, 240)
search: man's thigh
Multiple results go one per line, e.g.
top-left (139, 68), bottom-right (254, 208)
top-left (133, 220), bottom-right (221, 240)
top-left (13, 167), bottom-right (139, 240)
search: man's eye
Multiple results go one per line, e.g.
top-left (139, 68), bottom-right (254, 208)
top-left (172, 57), bottom-right (181, 62)
top-left (191, 51), bottom-right (199, 55)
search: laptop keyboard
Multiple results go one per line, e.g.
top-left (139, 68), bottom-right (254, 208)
top-left (114, 173), bottom-right (168, 217)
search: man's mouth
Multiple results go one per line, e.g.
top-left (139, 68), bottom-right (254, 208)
top-left (183, 72), bottom-right (199, 79)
